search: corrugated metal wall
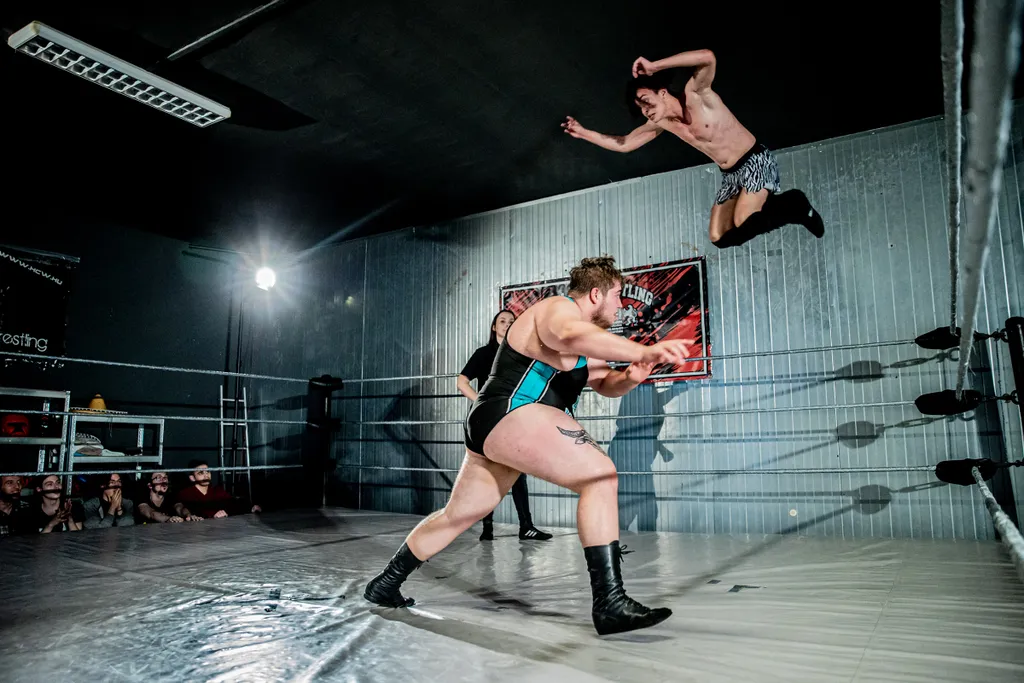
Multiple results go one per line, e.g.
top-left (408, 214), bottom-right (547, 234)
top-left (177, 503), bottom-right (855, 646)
top-left (252, 101), bottom-right (1024, 540)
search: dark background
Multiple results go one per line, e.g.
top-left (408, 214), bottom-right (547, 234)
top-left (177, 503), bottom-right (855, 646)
top-left (0, 228), bottom-right (237, 492)
top-left (4, 0), bottom-right (1021, 248)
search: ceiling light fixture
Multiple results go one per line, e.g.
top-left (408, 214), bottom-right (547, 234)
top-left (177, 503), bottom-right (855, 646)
top-left (7, 21), bottom-right (231, 128)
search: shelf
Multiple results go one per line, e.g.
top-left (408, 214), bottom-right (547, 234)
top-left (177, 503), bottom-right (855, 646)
top-left (0, 436), bottom-right (63, 445)
top-left (72, 416), bottom-right (165, 425)
top-left (71, 455), bottom-right (162, 464)
top-left (0, 387), bottom-right (69, 399)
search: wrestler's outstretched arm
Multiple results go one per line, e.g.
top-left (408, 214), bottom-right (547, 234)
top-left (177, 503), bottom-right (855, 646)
top-left (537, 298), bottom-right (689, 365)
top-left (586, 359), bottom-right (658, 398)
top-left (632, 49), bottom-right (716, 91)
top-left (561, 116), bottom-right (662, 152)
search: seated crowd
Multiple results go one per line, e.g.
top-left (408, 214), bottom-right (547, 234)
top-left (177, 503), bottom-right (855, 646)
top-left (0, 460), bottom-right (261, 537)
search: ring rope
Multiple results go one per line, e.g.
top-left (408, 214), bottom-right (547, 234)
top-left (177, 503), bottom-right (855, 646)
top-left (940, 0), bottom-right (964, 335)
top-left (355, 464), bottom-right (937, 475)
top-left (0, 464), bottom-right (302, 478)
top-left (349, 400), bottom-right (916, 426)
top-left (15, 408), bottom-right (308, 427)
top-left (952, 0), bottom-right (1023, 396)
top-left (4, 338), bottom-right (920, 388)
top-left (14, 400), bottom-right (918, 429)
top-left (972, 465), bottom-right (1024, 584)
top-left (1, 350), bottom-right (309, 384)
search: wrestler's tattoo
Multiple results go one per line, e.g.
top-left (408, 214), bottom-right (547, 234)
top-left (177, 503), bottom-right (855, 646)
top-left (557, 426), bottom-right (603, 452)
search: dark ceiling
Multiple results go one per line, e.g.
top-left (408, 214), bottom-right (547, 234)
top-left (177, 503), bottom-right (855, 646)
top-left (3, 1), bottom-right (1021, 249)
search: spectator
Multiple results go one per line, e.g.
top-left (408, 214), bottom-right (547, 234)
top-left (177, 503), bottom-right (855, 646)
top-left (33, 475), bottom-right (84, 533)
top-left (82, 473), bottom-right (135, 529)
top-left (0, 475), bottom-right (31, 537)
top-left (135, 471), bottom-right (201, 523)
top-left (176, 460), bottom-right (261, 519)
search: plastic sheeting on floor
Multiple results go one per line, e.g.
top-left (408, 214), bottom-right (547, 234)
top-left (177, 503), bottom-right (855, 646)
top-left (1, 508), bottom-right (1022, 682)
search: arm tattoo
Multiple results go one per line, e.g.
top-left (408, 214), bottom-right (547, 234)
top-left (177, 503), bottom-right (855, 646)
top-left (557, 426), bottom-right (603, 452)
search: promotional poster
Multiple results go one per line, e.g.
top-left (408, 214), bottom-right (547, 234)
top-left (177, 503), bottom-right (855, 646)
top-left (499, 258), bottom-right (711, 381)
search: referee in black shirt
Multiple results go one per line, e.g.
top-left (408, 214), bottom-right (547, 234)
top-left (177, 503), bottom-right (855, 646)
top-left (458, 309), bottom-right (552, 541)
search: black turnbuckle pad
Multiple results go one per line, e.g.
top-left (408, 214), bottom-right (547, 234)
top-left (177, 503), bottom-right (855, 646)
top-left (915, 326), bottom-right (961, 350)
top-left (935, 458), bottom-right (998, 486)
top-left (914, 389), bottom-right (982, 415)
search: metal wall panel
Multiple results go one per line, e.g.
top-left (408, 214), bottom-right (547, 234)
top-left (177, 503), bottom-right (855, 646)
top-left (247, 243), bottom-right (367, 504)
top-left (254, 103), bottom-right (1024, 541)
top-left (354, 215), bottom-right (516, 516)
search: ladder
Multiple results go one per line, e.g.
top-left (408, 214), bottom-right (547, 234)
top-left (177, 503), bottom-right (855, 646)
top-left (219, 385), bottom-right (252, 501)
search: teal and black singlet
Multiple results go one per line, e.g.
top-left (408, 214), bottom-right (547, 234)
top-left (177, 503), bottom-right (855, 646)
top-left (464, 336), bottom-right (589, 455)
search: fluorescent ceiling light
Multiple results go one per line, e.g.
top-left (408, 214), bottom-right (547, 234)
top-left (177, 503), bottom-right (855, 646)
top-left (7, 21), bottom-right (231, 127)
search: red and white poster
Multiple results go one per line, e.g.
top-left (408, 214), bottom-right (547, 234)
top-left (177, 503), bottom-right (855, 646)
top-left (499, 257), bottom-right (711, 381)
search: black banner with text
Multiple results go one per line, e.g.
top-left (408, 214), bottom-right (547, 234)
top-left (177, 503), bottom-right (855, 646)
top-left (0, 245), bottom-right (78, 366)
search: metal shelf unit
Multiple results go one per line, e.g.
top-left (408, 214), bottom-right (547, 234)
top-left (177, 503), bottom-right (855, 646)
top-left (0, 387), bottom-right (70, 474)
top-left (67, 414), bottom-right (165, 492)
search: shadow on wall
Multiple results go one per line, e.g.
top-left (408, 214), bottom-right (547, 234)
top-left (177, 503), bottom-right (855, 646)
top-left (378, 386), bottom-right (456, 514)
top-left (707, 351), bottom-right (958, 413)
top-left (245, 389), bottom-right (309, 509)
top-left (608, 381), bottom-right (688, 532)
top-left (610, 352), bottom-right (985, 534)
top-left (458, 405), bottom-right (985, 533)
top-left (676, 413), bottom-right (950, 494)
top-left (327, 345), bottom-right (1012, 529)
top-left (664, 353), bottom-right (984, 494)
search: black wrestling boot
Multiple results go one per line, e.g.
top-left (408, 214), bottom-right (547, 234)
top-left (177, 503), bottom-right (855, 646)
top-left (479, 517), bottom-right (494, 541)
top-left (770, 190), bottom-right (824, 238)
top-left (711, 211), bottom-right (773, 248)
top-left (711, 190), bottom-right (824, 250)
top-left (519, 525), bottom-right (553, 540)
top-left (363, 543), bottom-right (423, 607)
top-left (584, 541), bottom-right (672, 635)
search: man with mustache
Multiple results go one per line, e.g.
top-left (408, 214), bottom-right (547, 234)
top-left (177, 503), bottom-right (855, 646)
top-left (176, 461), bottom-right (261, 519)
top-left (0, 476), bottom-right (32, 537)
top-left (135, 471), bottom-right (201, 523)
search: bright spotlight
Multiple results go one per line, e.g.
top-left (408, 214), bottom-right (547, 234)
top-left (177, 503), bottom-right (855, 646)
top-left (255, 266), bottom-right (276, 290)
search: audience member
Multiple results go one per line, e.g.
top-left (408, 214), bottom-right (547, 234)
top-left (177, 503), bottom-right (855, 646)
top-left (135, 471), bottom-right (201, 523)
top-left (82, 473), bottom-right (136, 529)
top-left (0, 475), bottom-right (31, 537)
top-left (33, 475), bottom-right (84, 533)
top-left (8, 461), bottom-right (274, 538)
top-left (176, 461), bottom-right (261, 519)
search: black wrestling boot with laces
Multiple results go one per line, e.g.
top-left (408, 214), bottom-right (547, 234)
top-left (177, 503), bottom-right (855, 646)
top-left (479, 518), bottom-right (494, 541)
top-left (363, 543), bottom-right (423, 607)
top-left (584, 540), bottom-right (672, 635)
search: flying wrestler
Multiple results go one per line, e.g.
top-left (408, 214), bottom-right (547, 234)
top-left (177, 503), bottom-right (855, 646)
top-left (562, 48), bottom-right (824, 249)
top-left (365, 256), bottom-right (690, 635)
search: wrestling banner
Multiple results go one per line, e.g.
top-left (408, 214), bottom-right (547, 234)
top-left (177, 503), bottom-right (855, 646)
top-left (499, 257), bottom-right (710, 381)
top-left (0, 245), bottom-right (79, 366)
